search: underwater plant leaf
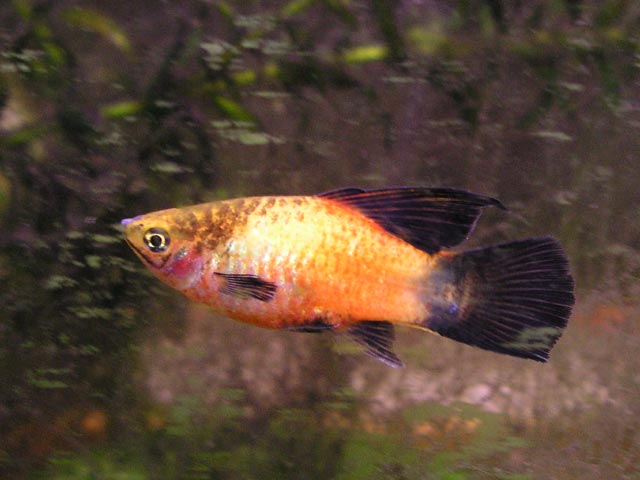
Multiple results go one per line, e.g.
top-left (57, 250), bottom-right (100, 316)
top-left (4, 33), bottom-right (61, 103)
top-left (342, 44), bottom-right (388, 64)
top-left (101, 101), bottom-right (142, 119)
top-left (282, 0), bottom-right (316, 17)
top-left (211, 96), bottom-right (256, 123)
top-left (64, 7), bottom-right (131, 53)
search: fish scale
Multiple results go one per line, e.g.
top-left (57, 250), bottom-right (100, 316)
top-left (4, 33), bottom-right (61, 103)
top-left (251, 196), bottom-right (427, 326)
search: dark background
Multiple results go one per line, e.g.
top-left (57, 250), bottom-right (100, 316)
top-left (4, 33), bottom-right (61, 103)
top-left (1, 1), bottom-right (639, 478)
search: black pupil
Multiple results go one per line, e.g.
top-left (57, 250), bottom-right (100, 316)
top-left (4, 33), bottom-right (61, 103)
top-left (150, 234), bottom-right (163, 248)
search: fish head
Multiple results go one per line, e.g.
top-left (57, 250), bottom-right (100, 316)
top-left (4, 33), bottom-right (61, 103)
top-left (121, 208), bottom-right (206, 292)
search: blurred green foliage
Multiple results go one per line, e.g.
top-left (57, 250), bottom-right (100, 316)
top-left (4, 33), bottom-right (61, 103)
top-left (34, 390), bottom-right (530, 480)
top-left (1, 0), bottom-right (640, 478)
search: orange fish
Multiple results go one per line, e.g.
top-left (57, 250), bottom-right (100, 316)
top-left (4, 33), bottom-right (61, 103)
top-left (122, 187), bottom-right (574, 367)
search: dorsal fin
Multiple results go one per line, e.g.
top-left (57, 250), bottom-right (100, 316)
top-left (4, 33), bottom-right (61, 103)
top-left (318, 187), bottom-right (505, 254)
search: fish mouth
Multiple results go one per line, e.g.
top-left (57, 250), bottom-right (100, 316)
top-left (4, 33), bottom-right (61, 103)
top-left (124, 237), bottom-right (148, 263)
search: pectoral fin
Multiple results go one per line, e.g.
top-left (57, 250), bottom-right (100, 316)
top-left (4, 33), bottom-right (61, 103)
top-left (347, 321), bottom-right (404, 368)
top-left (214, 272), bottom-right (278, 302)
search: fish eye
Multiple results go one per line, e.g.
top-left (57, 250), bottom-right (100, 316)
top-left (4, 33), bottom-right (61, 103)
top-left (144, 228), bottom-right (170, 253)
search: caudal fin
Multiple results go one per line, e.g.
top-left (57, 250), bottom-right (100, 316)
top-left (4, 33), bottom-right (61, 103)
top-left (424, 237), bottom-right (575, 361)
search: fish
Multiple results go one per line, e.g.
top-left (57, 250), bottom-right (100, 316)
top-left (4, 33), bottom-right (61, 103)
top-left (121, 187), bottom-right (575, 368)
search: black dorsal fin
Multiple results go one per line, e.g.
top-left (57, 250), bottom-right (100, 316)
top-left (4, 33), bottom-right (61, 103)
top-left (347, 321), bottom-right (404, 368)
top-left (318, 187), bottom-right (505, 254)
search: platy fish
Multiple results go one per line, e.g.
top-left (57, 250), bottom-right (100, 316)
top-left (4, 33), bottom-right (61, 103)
top-left (122, 187), bottom-right (574, 367)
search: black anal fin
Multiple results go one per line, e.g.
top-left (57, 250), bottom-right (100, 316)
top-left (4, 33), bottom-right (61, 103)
top-left (318, 187), bottom-right (504, 254)
top-left (285, 318), bottom-right (335, 333)
top-left (347, 321), bottom-right (404, 368)
top-left (214, 272), bottom-right (278, 302)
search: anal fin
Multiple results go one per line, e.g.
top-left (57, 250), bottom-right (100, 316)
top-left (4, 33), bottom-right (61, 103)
top-left (347, 321), bottom-right (404, 368)
top-left (285, 318), bottom-right (335, 333)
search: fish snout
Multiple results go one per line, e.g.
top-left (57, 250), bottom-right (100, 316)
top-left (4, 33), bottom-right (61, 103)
top-left (121, 215), bottom-right (143, 226)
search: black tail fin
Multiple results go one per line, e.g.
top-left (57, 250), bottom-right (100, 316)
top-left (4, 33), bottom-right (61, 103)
top-left (424, 237), bottom-right (575, 361)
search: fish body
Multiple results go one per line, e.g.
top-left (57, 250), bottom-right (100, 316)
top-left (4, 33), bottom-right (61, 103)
top-left (122, 187), bottom-right (575, 367)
